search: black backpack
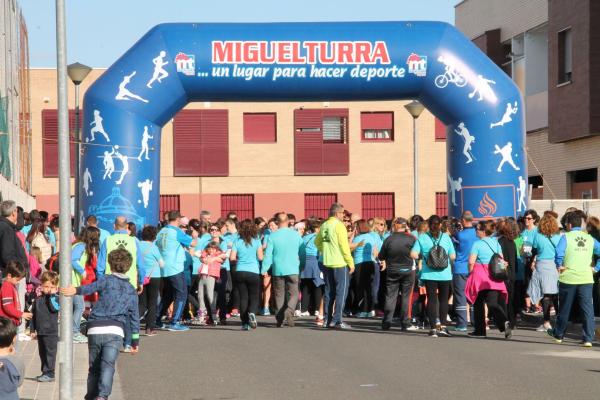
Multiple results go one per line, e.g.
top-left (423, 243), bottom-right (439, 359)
top-left (426, 233), bottom-right (449, 270)
top-left (481, 240), bottom-right (507, 282)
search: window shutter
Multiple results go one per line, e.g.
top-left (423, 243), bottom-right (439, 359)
top-left (244, 113), bottom-right (276, 143)
top-left (304, 193), bottom-right (337, 219)
top-left (435, 118), bottom-right (447, 141)
top-left (173, 109), bottom-right (228, 176)
top-left (294, 109), bottom-right (323, 175)
top-left (322, 108), bottom-right (349, 175)
top-left (42, 109), bottom-right (76, 177)
top-left (435, 192), bottom-right (448, 216)
top-left (361, 193), bottom-right (395, 220)
top-left (159, 195), bottom-right (181, 220)
top-left (221, 194), bottom-right (254, 220)
top-left (200, 109), bottom-right (229, 176)
top-left (361, 112), bottom-right (393, 140)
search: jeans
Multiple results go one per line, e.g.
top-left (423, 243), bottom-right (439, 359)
top-left (73, 295), bottom-right (85, 335)
top-left (323, 266), bottom-right (350, 326)
top-left (383, 269), bottom-right (415, 327)
top-left (38, 335), bottom-right (58, 377)
top-left (272, 275), bottom-right (299, 323)
top-left (554, 282), bottom-right (595, 343)
top-left (156, 272), bottom-right (187, 325)
top-left (85, 333), bottom-right (121, 400)
top-left (453, 274), bottom-right (468, 329)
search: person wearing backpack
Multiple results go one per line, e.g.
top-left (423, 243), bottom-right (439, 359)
top-left (466, 220), bottom-right (511, 339)
top-left (410, 215), bottom-right (456, 338)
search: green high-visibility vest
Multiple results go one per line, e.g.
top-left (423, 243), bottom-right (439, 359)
top-left (560, 231), bottom-right (594, 285)
top-left (105, 233), bottom-right (138, 288)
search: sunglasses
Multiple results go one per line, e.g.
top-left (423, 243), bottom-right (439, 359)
top-left (210, 228), bottom-right (219, 232)
top-left (525, 217), bottom-right (534, 220)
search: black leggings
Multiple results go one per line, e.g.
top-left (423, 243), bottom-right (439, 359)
top-left (423, 280), bottom-right (451, 329)
top-left (300, 279), bottom-right (323, 314)
top-left (235, 271), bottom-right (261, 325)
top-left (353, 262), bottom-right (375, 313)
top-left (542, 294), bottom-right (558, 323)
top-left (474, 289), bottom-right (508, 335)
top-left (138, 277), bottom-right (160, 330)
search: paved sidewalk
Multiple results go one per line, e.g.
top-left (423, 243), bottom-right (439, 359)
top-left (18, 338), bottom-right (124, 400)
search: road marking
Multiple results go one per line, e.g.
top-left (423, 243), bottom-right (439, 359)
top-left (360, 384), bottom-right (378, 387)
top-left (526, 350), bottom-right (600, 359)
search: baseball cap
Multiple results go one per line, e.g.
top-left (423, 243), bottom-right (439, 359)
top-left (461, 211), bottom-right (474, 221)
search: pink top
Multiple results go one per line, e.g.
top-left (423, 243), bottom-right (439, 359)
top-left (465, 263), bottom-right (507, 304)
top-left (200, 249), bottom-right (223, 279)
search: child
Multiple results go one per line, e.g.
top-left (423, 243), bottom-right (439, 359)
top-left (197, 241), bottom-right (224, 325)
top-left (61, 248), bottom-right (140, 400)
top-left (30, 271), bottom-right (59, 382)
top-left (0, 317), bottom-right (23, 400)
top-left (0, 261), bottom-right (33, 328)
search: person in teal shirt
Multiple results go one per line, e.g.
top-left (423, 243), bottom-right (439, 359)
top-left (230, 220), bottom-right (263, 330)
top-left (411, 215), bottom-right (455, 338)
top-left (138, 225), bottom-right (164, 335)
top-left (520, 209), bottom-right (540, 313)
top-left (352, 221), bottom-right (379, 317)
top-left (262, 214), bottom-right (303, 327)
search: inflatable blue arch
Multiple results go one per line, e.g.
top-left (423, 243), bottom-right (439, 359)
top-left (81, 22), bottom-right (526, 230)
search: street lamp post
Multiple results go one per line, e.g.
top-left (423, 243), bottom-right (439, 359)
top-left (404, 100), bottom-right (425, 216)
top-left (67, 62), bottom-right (92, 235)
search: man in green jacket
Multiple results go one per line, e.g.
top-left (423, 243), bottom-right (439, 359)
top-left (263, 213), bottom-right (304, 327)
top-left (315, 203), bottom-right (355, 329)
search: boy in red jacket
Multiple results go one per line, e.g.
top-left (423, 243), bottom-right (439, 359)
top-left (0, 261), bottom-right (32, 327)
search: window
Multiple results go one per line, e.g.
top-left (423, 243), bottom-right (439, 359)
top-left (361, 112), bottom-right (393, 141)
top-left (294, 108), bottom-right (349, 175)
top-left (243, 113), bottom-right (276, 143)
top-left (159, 195), bottom-right (180, 220)
top-left (322, 116), bottom-right (347, 143)
top-left (529, 176), bottom-right (544, 200)
top-left (434, 118), bottom-right (446, 141)
top-left (173, 109), bottom-right (228, 176)
top-left (361, 193), bottom-right (394, 220)
top-left (569, 168), bottom-right (597, 199)
top-left (42, 109), bottom-right (77, 177)
top-left (304, 193), bottom-right (337, 219)
top-left (558, 28), bottom-right (572, 84)
top-left (435, 192), bottom-right (448, 216)
top-left (221, 194), bottom-right (254, 220)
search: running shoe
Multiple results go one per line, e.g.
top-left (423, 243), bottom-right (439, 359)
top-left (382, 322), bottom-right (391, 331)
top-left (356, 312), bottom-right (369, 318)
top-left (504, 321), bottom-right (512, 339)
top-left (260, 307), bottom-right (271, 316)
top-left (73, 333), bottom-right (88, 343)
top-left (449, 326), bottom-right (467, 332)
top-left (167, 323), bottom-right (190, 332)
top-left (369, 310), bottom-right (377, 318)
top-left (545, 328), bottom-right (562, 343)
top-left (536, 324), bottom-right (551, 332)
top-left (299, 311), bottom-right (310, 317)
top-left (334, 322), bottom-right (352, 330)
top-left (316, 317), bottom-right (324, 327)
top-left (285, 310), bottom-right (295, 327)
top-left (581, 342), bottom-right (593, 348)
top-left (121, 345), bottom-right (132, 353)
top-left (467, 332), bottom-right (486, 338)
top-left (36, 374), bottom-right (55, 383)
top-left (437, 327), bottom-right (452, 337)
top-left (249, 313), bottom-right (258, 329)
top-left (156, 323), bottom-right (169, 331)
top-left (145, 329), bottom-right (158, 337)
top-left (403, 325), bottom-right (419, 332)
top-left (293, 309), bottom-right (302, 317)
top-left (241, 324), bottom-right (250, 331)
top-left (231, 309), bottom-right (240, 318)
top-left (428, 329), bottom-right (438, 338)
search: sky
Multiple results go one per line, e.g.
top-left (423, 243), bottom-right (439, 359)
top-left (20, 0), bottom-right (456, 68)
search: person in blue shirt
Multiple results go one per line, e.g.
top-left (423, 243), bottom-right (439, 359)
top-left (260, 218), bottom-right (278, 316)
top-left (262, 213), bottom-right (303, 328)
top-left (451, 211), bottom-right (478, 331)
top-left (527, 213), bottom-right (561, 332)
top-left (299, 220), bottom-right (324, 320)
top-left (230, 220), bottom-right (263, 331)
top-left (222, 219), bottom-right (240, 317)
top-left (155, 211), bottom-right (198, 332)
top-left (411, 215), bottom-right (456, 338)
top-left (352, 220), bottom-right (379, 318)
top-left (138, 225), bottom-right (163, 336)
top-left (85, 215), bottom-right (111, 246)
top-left (520, 209), bottom-right (540, 313)
top-left (466, 220), bottom-right (511, 339)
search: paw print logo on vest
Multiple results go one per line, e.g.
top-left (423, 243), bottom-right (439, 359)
top-left (115, 239), bottom-right (129, 249)
top-left (575, 236), bottom-right (587, 248)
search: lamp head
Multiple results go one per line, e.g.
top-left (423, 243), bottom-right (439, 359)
top-left (67, 62), bottom-right (92, 85)
top-left (404, 100), bottom-right (425, 119)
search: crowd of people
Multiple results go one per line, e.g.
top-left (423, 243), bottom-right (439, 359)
top-left (0, 200), bottom-right (600, 399)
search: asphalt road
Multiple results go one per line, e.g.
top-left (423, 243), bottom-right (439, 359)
top-left (118, 316), bottom-right (600, 400)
